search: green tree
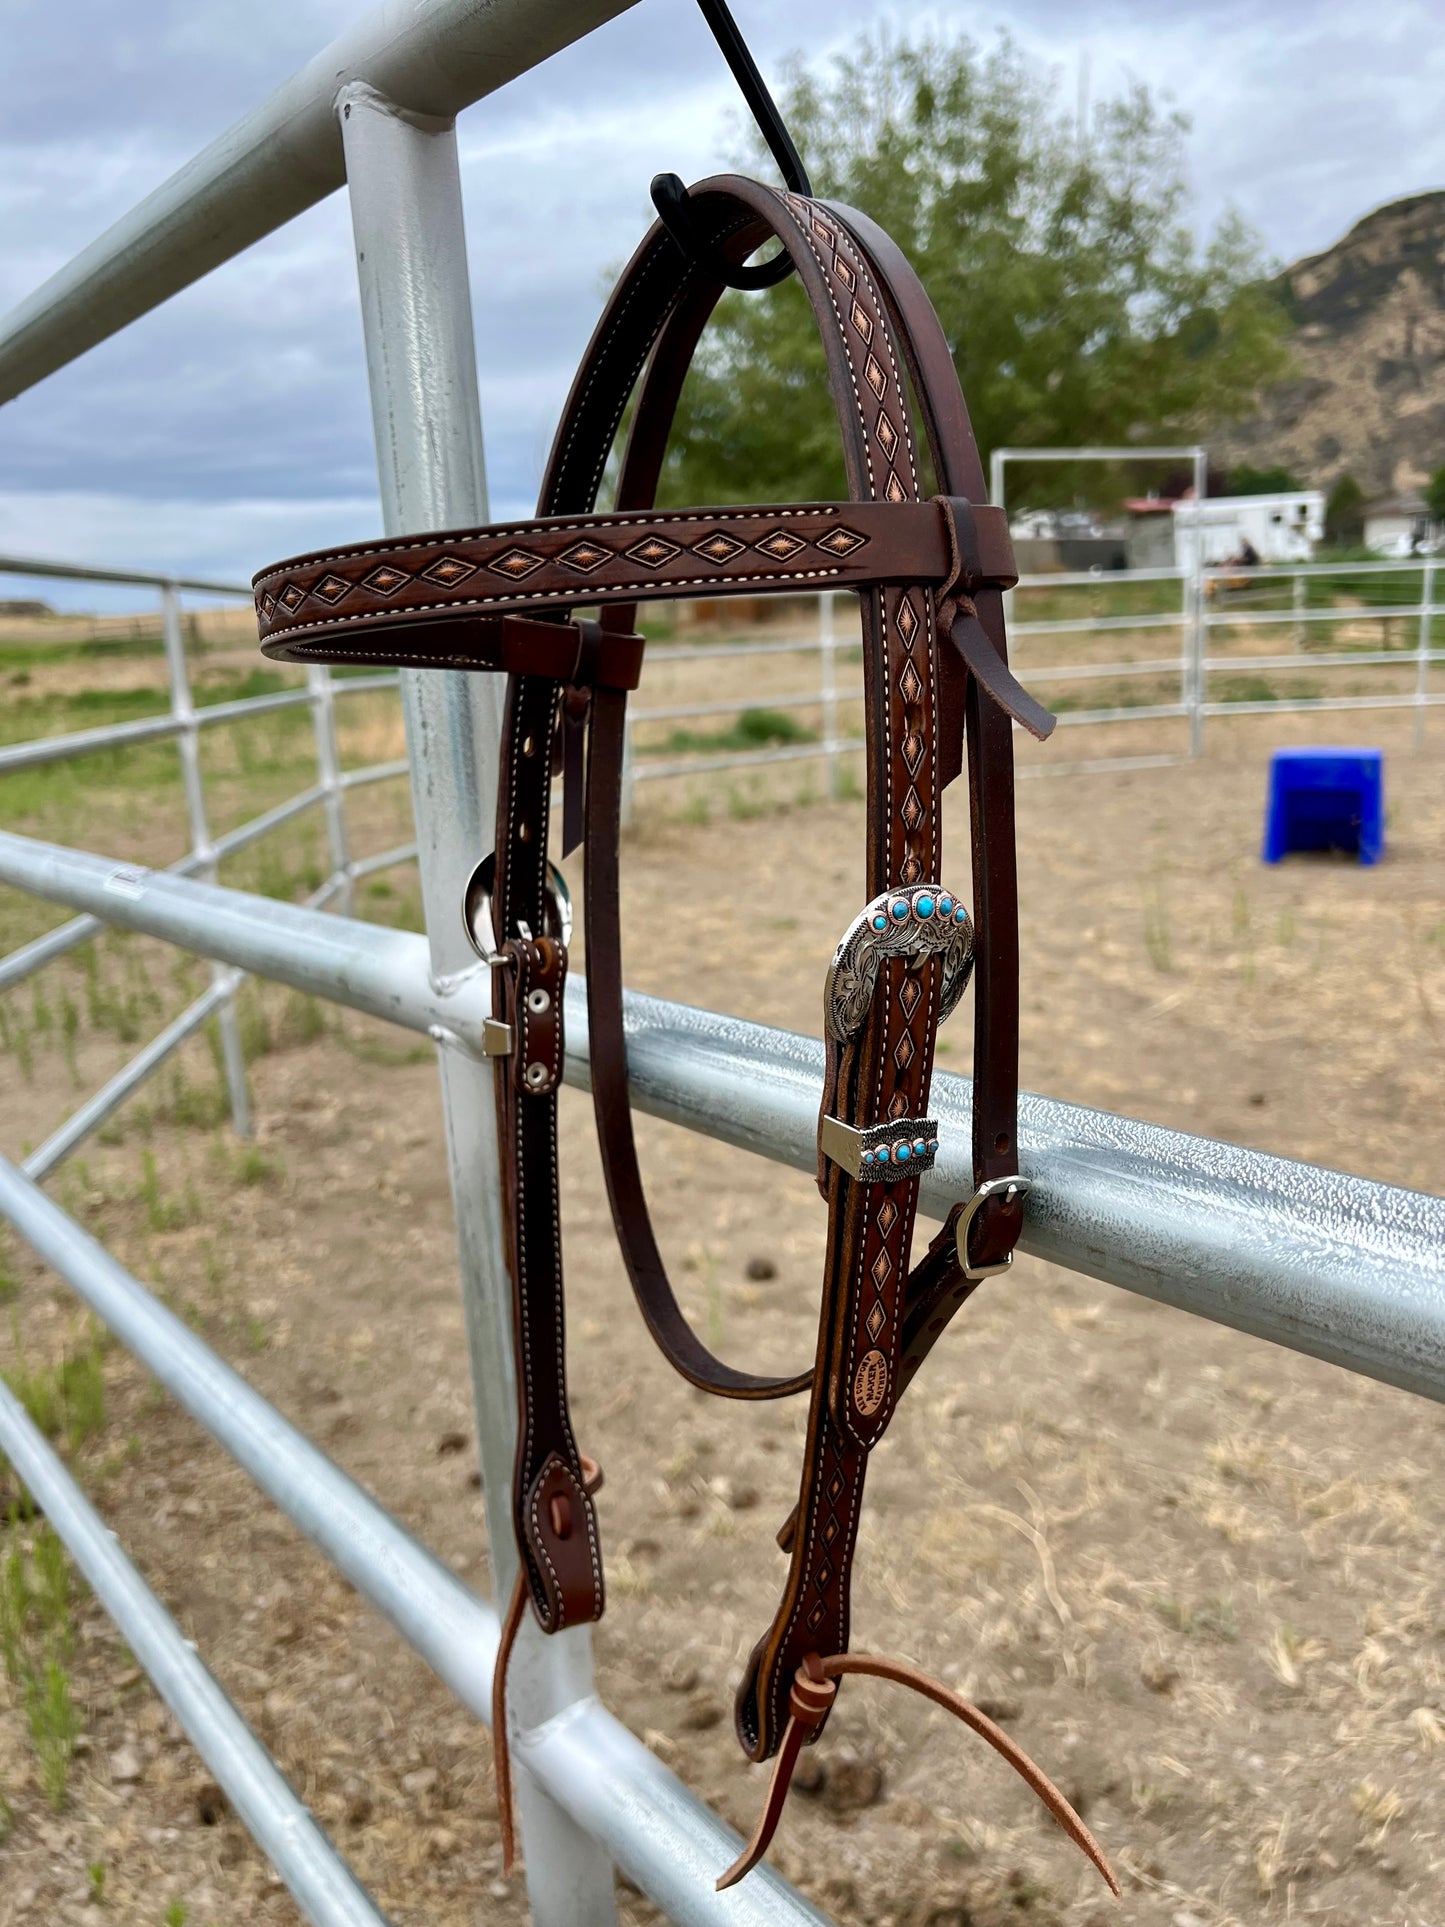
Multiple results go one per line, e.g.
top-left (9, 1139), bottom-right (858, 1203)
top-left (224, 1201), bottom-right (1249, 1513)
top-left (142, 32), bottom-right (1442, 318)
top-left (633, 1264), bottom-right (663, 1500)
top-left (1424, 465), bottom-right (1445, 525)
top-left (1228, 463), bottom-right (1303, 495)
top-left (660, 32), bottom-right (1292, 508)
top-left (1324, 472), bottom-right (1365, 547)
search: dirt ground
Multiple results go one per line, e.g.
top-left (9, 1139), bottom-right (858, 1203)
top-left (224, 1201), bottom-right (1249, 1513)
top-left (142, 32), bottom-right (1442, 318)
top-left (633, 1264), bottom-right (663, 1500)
top-left (0, 694), bottom-right (1443, 1927)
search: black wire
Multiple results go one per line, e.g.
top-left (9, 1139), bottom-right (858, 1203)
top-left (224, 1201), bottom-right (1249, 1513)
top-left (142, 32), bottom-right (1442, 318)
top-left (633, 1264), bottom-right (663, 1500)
top-left (650, 0), bottom-right (809, 292)
top-left (694, 0), bottom-right (810, 195)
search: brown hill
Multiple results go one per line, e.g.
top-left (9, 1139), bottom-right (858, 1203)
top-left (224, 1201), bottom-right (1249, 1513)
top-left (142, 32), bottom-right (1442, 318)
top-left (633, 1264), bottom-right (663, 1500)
top-left (1219, 191), bottom-right (1445, 496)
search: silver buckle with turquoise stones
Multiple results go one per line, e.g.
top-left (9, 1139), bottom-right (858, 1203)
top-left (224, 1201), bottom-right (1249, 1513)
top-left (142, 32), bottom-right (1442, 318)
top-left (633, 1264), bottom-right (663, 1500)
top-left (824, 883), bottom-right (975, 1044)
top-left (821, 1114), bottom-right (940, 1183)
top-left (820, 883), bottom-right (974, 1185)
top-left (955, 1175), bottom-right (1031, 1281)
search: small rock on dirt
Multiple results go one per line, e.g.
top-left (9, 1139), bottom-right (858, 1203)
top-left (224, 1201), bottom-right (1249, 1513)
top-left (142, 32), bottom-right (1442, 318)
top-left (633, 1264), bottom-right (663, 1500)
top-left (108, 1745), bottom-right (143, 1785)
top-left (661, 1654), bottom-right (700, 1693)
top-left (193, 1779), bottom-right (229, 1826)
top-left (744, 1256), bottom-right (777, 1280)
top-left (402, 1766), bottom-right (440, 1798)
top-left (1064, 1745), bottom-right (1121, 1816)
top-left (822, 1750), bottom-right (884, 1812)
top-left (680, 1694), bottom-right (724, 1731)
top-left (1141, 1656), bottom-right (1179, 1694)
top-left (436, 1430), bottom-right (468, 1456)
top-left (711, 1477), bottom-right (759, 1510)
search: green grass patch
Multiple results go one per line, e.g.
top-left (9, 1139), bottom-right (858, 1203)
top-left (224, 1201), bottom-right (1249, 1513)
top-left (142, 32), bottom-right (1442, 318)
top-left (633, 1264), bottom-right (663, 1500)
top-left (642, 706), bottom-right (818, 758)
top-left (0, 1526), bottom-right (83, 1807)
top-left (4, 1328), bottom-right (107, 1454)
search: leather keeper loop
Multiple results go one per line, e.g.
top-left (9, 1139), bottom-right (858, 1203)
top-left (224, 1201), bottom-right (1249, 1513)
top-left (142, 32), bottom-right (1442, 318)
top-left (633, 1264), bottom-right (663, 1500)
top-left (935, 494), bottom-right (1018, 595)
top-left (508, 935), bottom-right (566, 1096)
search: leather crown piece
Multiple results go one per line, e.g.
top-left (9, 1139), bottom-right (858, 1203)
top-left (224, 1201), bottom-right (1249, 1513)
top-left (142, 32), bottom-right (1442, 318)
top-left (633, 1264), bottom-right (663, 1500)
top-left (252, 174), bottom-right (1116, 1898)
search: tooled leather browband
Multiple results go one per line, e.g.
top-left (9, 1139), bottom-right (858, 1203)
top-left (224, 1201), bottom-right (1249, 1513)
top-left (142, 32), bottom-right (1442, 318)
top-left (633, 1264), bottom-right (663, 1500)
top-left (251, 172), bottom-right (1114, 1898)
top-left (254, 498), bottom-right (1016, 666)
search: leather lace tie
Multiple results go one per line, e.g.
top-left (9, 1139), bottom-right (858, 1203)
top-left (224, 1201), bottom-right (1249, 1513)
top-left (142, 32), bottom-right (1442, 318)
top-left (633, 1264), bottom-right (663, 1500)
top-left (717, 1651), bottom-right (1121, 1896)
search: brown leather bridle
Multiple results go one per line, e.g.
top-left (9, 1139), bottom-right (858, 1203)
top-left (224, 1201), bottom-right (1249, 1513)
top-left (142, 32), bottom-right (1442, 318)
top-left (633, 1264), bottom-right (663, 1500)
top-left (254, 175), bottom-right (1118, 1898)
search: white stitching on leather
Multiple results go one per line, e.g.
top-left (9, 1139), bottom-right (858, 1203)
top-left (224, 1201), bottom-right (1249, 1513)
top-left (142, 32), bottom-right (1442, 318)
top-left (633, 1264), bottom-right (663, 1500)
top-left (253, 505), bottom-right (837, 591)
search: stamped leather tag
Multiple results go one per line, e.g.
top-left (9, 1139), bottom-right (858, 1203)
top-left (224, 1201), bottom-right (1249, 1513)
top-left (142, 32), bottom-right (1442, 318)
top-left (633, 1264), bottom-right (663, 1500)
top-left (853, 1347), bottom-right (889, 1417)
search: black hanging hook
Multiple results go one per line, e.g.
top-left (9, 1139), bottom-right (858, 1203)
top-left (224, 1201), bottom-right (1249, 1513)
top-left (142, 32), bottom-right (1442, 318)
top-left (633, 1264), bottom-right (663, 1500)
top-left (651, 0), bottom-right (811, 292)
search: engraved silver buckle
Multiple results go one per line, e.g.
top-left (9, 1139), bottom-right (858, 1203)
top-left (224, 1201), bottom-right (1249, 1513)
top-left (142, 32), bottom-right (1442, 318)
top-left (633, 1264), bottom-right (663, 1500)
top-left (955, 1175), bottom-right (1031, 1281)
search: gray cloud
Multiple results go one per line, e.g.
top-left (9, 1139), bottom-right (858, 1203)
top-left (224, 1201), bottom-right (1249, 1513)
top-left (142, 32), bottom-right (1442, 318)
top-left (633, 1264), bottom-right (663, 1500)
top-left (3, 0), bottom-right (1443, 600)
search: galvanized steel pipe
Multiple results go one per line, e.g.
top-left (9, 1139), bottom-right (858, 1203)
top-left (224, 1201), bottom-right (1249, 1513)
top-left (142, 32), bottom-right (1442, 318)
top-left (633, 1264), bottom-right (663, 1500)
top-left (0, 1377), bottom-right (395, 1927)
top-left (0, 0), bottom-right (639, 401)
top-left (0, 1155), bottom-right (832, 1927)
top-left (0, 830), bottom-right (1439, 1405)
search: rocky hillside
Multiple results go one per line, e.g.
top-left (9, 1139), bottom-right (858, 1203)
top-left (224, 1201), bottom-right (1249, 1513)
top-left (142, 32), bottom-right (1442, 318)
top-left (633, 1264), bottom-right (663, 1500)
top-left (1219, 191), bottom-right (1445, 496)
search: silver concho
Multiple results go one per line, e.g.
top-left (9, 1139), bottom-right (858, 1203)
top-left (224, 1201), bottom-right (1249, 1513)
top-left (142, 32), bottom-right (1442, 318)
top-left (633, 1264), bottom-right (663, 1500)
top-left (824, 884), bottom-right (975, 1045)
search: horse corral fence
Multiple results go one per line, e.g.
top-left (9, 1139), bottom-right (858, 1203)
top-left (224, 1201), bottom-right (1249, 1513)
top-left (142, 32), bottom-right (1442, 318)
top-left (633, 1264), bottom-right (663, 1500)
top-left (0, 4), bottom-right (1442, 1924)
top-left (621, 554), bottom-right (1441, 803)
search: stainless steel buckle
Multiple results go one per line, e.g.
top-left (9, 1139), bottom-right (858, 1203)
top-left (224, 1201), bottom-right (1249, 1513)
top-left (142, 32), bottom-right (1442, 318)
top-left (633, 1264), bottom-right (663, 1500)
top-left (462, 852), bottom-right (572, 965)
top-left (955, 1175), bottom-right (1031, 1281)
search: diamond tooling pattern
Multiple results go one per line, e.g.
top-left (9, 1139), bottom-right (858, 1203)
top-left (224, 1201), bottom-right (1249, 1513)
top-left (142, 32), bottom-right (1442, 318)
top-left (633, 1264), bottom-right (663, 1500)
top-left (625, 536), bottom-right (680, 567)
top-left (558, 540), bottom-right (612, 574)
top-left (362, 565), bottom-right (408, 595)
top-left (691, 532), bottom-right (746, 564)
top-left (422, 555), bottom-right (477, 586)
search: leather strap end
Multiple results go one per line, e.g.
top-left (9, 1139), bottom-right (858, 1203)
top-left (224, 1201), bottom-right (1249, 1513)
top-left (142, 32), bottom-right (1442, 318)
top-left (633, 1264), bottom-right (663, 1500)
top-left (949, 607), bottom-right (1056, 742)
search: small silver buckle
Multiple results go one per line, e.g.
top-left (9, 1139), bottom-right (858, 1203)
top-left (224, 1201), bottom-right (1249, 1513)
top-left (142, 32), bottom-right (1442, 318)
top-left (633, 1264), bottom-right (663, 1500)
top-left (955, 1175), bottom-right (1031, 1280)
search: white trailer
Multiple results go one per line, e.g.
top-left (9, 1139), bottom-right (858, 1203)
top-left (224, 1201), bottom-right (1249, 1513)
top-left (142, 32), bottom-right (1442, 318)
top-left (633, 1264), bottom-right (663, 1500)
top-left (1171, 491), bottom-right (1324, 571)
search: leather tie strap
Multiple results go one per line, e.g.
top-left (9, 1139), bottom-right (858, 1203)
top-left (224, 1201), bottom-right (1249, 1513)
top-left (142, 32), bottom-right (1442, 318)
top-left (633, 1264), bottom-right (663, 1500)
top-left (716, 1650), bottom-right (1120, 1896)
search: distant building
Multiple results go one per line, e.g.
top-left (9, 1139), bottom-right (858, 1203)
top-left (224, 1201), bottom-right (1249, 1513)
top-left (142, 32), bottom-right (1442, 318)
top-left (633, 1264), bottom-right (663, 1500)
top-left (1362, 493), bottom-right (1439, 558)
top-left (1123, 491), bottom-right (1324, 572)
top-left (1005, 508), bottom-right (1129, 575)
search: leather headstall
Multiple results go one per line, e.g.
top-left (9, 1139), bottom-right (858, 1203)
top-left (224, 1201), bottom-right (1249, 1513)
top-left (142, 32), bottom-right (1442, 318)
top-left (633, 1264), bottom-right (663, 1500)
top-left (253, 175), bottom-right (1119, 1899)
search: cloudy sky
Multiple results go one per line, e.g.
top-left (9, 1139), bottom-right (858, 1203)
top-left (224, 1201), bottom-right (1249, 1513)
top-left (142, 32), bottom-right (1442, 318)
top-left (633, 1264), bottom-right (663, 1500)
top-left (3, 0), bottom-right (1443, 605)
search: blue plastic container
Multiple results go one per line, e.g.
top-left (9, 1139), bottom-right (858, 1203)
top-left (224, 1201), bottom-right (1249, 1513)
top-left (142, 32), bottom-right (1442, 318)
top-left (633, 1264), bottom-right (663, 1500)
top-left (1262, 747), bottom-right (1384, 866)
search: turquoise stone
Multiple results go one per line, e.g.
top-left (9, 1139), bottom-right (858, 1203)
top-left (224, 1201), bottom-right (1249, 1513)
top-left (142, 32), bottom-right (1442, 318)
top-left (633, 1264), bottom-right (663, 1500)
top-left (954, 904), bottom-right (969, 923)
top-left (915, 894), bottom-right (935, 919)
top-left (927, 1137), bottom-right (939, 1154)
top-left (938, 894), bottom-right (954, 916)
top-left (872, 914), bottom-right (888, 931)
top-left (912, 1138), bottom-right (926, 1155)
top-left (889, 897), bottom-right (910, 922)
top-left (893, 1142), bottom-right (911, 1162)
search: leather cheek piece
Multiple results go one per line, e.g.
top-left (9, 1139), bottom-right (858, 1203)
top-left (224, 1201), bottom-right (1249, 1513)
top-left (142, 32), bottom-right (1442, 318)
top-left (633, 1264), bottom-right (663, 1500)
top-left (523, 1454), bottom-right (604, 1631)
top-left (513, 937), bottom-right (566, 1096)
